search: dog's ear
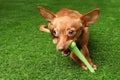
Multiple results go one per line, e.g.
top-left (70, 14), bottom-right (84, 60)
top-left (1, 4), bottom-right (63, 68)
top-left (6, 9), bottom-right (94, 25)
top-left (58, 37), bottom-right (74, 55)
top-left (38, 6), bottom-right (56, 22)
top-left (81, 9), bottom-right (100, 27)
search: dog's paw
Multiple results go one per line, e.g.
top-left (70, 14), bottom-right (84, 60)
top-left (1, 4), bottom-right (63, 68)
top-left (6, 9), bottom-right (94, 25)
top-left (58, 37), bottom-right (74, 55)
top-left (81, 64), bottom-right (97, 70)
top-left (81, 65), bottom-right (88, 70)
top-left (90, 63), bottom-right (97, 70)
top-left (92, 64), bottom-right (97, 70)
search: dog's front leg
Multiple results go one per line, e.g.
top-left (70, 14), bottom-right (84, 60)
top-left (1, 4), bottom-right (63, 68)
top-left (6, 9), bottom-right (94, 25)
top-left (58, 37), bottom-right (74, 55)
top-left (70, 45), bottom-right (97, 70)
top-left (70, 52), bottom-right (88, 70)
top-left (80, 45), bottom-right (97, 70)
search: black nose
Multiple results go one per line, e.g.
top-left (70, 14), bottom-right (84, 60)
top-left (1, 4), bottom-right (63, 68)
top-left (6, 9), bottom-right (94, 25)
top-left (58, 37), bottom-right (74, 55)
top-left (57, 46), bottom-right (65, 51)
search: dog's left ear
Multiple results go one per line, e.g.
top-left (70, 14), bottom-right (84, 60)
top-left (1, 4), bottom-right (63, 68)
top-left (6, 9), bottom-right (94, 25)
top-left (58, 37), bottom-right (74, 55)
top-left (38, 6), bottom-right (56, 22)
top-left (81, 9), bottom-right (100, 27)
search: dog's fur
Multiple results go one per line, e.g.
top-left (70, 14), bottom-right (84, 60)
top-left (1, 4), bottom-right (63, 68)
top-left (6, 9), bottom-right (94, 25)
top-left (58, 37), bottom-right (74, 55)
top-left (38, 6), bottom-right (100, 70)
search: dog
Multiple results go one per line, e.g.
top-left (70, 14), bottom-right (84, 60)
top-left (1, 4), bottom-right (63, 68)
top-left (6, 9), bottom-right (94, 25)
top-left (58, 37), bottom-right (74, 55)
top-left (38, 6), bottom-right (100, 70)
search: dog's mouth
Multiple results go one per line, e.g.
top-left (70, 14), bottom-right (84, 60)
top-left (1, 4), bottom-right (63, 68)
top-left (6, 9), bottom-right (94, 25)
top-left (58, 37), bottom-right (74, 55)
top-left (62, 49), bottom-right (71, 57)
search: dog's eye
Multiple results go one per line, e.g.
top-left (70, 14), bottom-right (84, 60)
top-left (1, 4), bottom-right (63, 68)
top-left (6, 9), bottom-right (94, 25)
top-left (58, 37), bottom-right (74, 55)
top-left (67, 29), bottom-right (76, 37)
top-left (53, 30), bottom-right (58, 37)
top-left (68, 30), bottom-right (74, 35)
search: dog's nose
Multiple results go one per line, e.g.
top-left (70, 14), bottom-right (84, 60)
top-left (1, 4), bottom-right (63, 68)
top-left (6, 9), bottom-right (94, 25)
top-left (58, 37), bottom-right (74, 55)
top-left (57, 46), bottom-right (65, 51)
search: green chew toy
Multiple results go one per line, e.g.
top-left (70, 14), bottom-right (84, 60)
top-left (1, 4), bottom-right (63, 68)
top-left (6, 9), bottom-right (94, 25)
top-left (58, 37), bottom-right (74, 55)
top-left (69, 41), bottom-right (95, 73)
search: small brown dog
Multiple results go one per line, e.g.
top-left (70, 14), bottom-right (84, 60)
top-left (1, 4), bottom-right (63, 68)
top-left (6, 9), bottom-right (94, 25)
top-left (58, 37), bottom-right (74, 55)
top-left (38, 6), bottom-right (100, 70)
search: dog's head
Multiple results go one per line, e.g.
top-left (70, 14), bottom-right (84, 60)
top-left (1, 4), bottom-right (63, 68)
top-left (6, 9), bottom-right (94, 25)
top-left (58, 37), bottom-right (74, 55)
top-left (38, 6), bottom-right (100, 56)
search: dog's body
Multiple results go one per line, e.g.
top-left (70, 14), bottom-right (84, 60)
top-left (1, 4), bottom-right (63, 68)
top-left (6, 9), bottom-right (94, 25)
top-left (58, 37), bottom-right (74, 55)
top-left (38, 6), bottom-right (100, 70)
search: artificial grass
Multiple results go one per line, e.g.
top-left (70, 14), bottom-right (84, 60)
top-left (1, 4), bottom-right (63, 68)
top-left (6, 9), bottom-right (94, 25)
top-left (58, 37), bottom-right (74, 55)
top-left (0, 0), bottom-right (120, 80)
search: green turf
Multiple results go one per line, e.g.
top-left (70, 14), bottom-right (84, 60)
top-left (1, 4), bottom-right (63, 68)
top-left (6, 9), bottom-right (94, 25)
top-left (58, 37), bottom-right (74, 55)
top-left (0, 0), bottom-right (120, 80)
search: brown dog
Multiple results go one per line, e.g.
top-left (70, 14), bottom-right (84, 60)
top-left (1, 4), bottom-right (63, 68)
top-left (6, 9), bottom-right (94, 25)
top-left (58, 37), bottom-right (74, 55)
top-left (38, 6), bottom-right (100, 70)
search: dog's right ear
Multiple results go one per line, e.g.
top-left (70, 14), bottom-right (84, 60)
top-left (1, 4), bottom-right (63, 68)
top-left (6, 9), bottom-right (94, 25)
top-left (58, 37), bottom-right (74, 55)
top-left (38, 6), bottom-right (56, 22)
top-left (81, 9), bottom-right (100, 27)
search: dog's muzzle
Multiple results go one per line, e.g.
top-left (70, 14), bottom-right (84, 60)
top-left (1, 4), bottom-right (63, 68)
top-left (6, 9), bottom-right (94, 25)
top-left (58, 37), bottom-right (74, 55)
top-left (62, 49), bottom-right (71, 57)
